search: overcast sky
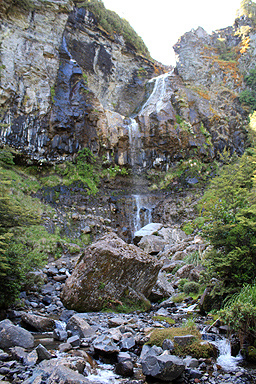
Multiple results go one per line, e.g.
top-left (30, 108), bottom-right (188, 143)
top-left (103, 0), bottom-right (243, 65)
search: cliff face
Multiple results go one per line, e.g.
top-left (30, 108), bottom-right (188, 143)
top-left (0, 1), bottom-right (157, 163)
top-left (0, 1), bottom-right (253, 168)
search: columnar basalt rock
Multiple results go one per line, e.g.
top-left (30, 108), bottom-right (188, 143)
top-left (0, 2), bottom-right (251, 167)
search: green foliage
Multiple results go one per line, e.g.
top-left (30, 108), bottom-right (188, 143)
top-left (102, 164), bottom-right (129, 179)
top-left (77, 0), bottom-right (150, 58)
top-left (152, 315), bottom-right (175, 325)
top-left (183, 281), bottom-right (200, 295)
top-left (0, 146), bottom-right (14, 166)
top-left (198, 147), bottom-right (256, 297)
top-left (240, 67), bottom-right (256, 111)
top-left (57, 148), bottom-right (100, 194)
top-left (239, 0), bottom-right (256, 23)
top-left (157, 158), bottom-right (215, 190)
top-left (220, 283), bottom-right (256, 345)
top-left (148, 323), bottom-right (215, 358)
top-left (216, 38), bottom-right (237, 62)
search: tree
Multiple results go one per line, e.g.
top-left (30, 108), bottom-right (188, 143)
top-left (199, 147), bottom-right (256, 298)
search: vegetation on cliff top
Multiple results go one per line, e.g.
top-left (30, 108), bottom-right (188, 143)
top-left (76, 0), bottom-right (151, 58)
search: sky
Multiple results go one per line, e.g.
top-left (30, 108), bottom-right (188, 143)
top-left (103, 0), bottom-right (243, 65)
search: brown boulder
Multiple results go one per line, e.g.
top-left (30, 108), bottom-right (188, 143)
top-left (61, 233), bottom-right (162, 312)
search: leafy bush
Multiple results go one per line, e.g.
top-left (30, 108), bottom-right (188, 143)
top-left (239, 67), bottom-right (256, 111)
top-left (183, 281), bottom-right (200, 295)
top-left (77, 0), bottom-right (150, 58)
top-left (220, 283), bottom-right (256, 347)
top-left (56, 148), bottom-right (100, 194)
top-left (198, 146), bottom-right (256, 299)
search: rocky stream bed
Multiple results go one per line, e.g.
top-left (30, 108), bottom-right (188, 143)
top-left (1, 220), bottom-right (256, 384)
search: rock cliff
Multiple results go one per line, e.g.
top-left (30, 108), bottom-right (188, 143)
top-left (0, 0), bottom-right (158, 163)
top-left (0, 1), bottom-right (254, 168)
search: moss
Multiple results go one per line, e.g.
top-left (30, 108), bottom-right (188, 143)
top-left (148, 325), bottom-right (216, 358)
top-left (152, 316), bottom-right (175, 325)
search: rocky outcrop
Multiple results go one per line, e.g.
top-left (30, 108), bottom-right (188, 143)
top-left (0, 3), bottom-right (252, 169)
top-left (61, 232), bottom-right (161, 312)
top-left (0, 1), bottom-right (158, 163)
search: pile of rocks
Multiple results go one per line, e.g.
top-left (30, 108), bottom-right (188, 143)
top-left (0, 309), bottom-right (255, 384)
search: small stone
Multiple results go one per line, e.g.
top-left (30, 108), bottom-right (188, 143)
top-left (117, 352), bottom-right (132, 363)
top-left (108, 317), bottom-right (125, 327)
top-left (115, 360), bottom-right (134, 377)
top-left (59, 342), bottom-right (72, 353)
top-left (67, 335), bottom-right (81, 348)
top-left (53, 329), bottom-right (68, 342)
top-left (120, 337), bottom-right (135, 351)
top-left (36, 344), bottom-right (52, 362)
top-left (173, 334), bottom-right (196, 347)
top-left (162, 339), bottom-right (174, 352)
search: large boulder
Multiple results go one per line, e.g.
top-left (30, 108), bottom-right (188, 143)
top-left (0, 320), bottom-right (34, 349)
top-left (61, 233), bottom-right (162, 312)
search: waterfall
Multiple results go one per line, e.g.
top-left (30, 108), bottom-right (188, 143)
top-left (127, 118), bottom-right (144, 168)
top-left (139, 71), bottom-right (173, 116)
top-left (132, 194), bottom-right (153, 233)
top-left (214, 338), bottom-right (243, 371)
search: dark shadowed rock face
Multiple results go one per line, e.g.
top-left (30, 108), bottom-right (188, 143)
top-left (60, 232), bottom-right (162, 312)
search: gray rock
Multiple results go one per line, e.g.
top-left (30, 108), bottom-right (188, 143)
top-left (0, 349), bottom-right (9, 361)
top-left (120, 337), bottom-right (135, 351)
top-left (108, 317), bottom-right (125, 327)
top-left (93, 335), bottom-right (120, 355)
top-left (141, 352), bottom-right (185, 381)
top-left (59, 343), bottom-right (72, 353)
top-left (140, 345), bottom-right (163, 361)
top-left (67, 335), bottom-right (81, 348)
top-left (117, 351), bottom-right (132, 363)
top-left (21, 313), bottom-right (55, 332)
top-left (61, 233), bottom-right (161, 312)
top-left (133, 223), bottom-right (163, 245)
top-left (137, 234), bottom-right (165, 255)
top-left (174, 335), bottom-right (196, 347)
top-left (0, 320), bottom-right (34, 349)
top-left (162, 339), bottom-right (175, 352)
top-left (184, 356), bottom-right (199, 368)
top-left (66, 315), bottom-right (95, 338)
top-left (36, 344), bottom-right (52, 362)
top-left (53, 329), bottom-right (68, 342)
top-left (115, 360), bottom-right (134, 377)
top-left (150, 272), bottom-right (175, 301)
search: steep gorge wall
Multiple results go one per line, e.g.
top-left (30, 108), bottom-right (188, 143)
top-left (0, 0), bottom-right (157, 163)
top-left (0, 1), bottom-right (253, 168)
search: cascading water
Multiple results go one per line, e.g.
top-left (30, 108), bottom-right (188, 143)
top-left (127, 118), bottom-right (144, 168)
top-left (138, 71), bottom-right (173, 116)
top-left (126, 74), bottom-right (174, 235)
top-left (213, 338), bottom-right (243, 372)
top-left (132, 194), bottom-right (153, 233)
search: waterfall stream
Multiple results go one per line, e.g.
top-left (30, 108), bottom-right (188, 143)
top-left (132, 194), bottom-right (153, 233)
top-left (127, 118), bottom-right (143, 167)
top-left (213, 338), bottom-right (243, 372)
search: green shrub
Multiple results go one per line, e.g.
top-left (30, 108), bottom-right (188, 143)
top-left (78, 0), bottom-right (150, 58)
top-left (198, 146), bottom-right (256, 297)
top-left (56, 148), bottom-right (100, 194)
top-left (239, 67), bottom-right (256, 111)
top-left (219, 283), bottom-right (256, 346)
top-left (183, 281), bottom-right (200, 295)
